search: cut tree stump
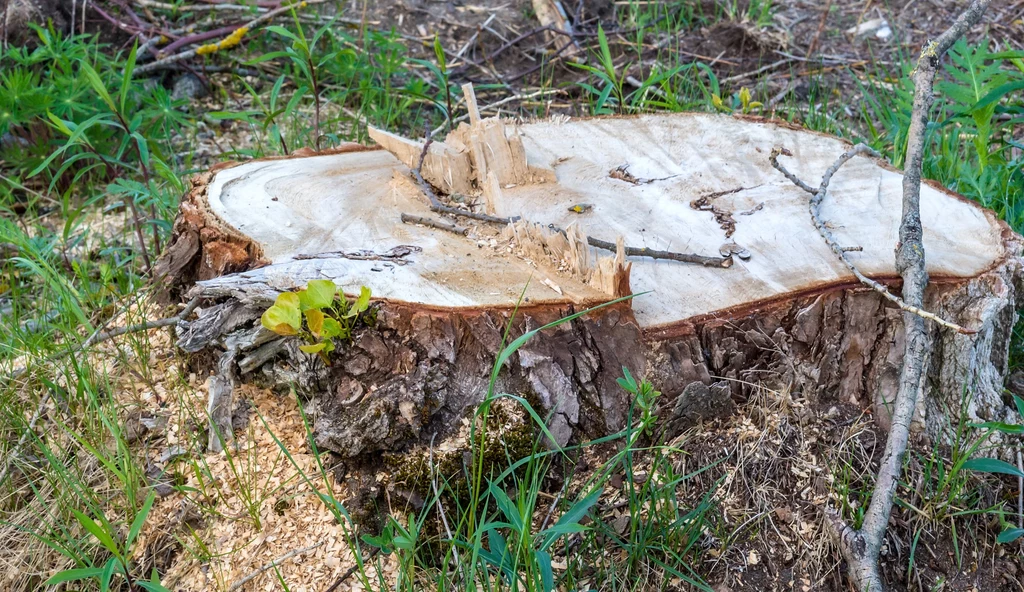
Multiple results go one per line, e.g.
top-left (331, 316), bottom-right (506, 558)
top-left (158, 113), bottom-right (1023, 459)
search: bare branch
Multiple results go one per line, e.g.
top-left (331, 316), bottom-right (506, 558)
top-left (769, 146), bottom-right (973, 334)
top-left (410, 130), bottom-right (731, 267)
top-left (5, 296), bottom-right (201, 381)
top-left (227, 543), bottom-right (323, 592)
top-left (133, 1), bottom-right (323, 75)
top-left (812, 2), bottom-right (994, 590)
top-left (401, 213), bottom-right (468, 236)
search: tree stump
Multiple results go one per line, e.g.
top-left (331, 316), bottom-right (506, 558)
top-left (158, 112), bottom-right (1023, 459)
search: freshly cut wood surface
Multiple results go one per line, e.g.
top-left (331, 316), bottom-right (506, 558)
top-left (198, 113), bottom-right (1008, 330)
top-left (163, 112), bottom-right (1022, 461)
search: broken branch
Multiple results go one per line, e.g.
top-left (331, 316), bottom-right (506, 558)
top-left (5, 296), bottom-right (201, 381)
top-left (401, 213), bottom-right (468, 236)
top-left (410, 130), bottom-right (730, 267)
top-left (133, 1), bottom-right (320, 75)
top-left (769, 146), bottom-right (973, 334)
top-left (816, 2), bottom-right (994, 590)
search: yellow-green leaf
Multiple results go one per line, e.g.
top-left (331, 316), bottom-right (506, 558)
top-left (321, 317), bottom-right (342, 338)
top-left (275, 291), bottom-right (301, 311)
top-left (272, 322), bottom-right (297, 336)
top-left (346, 285), bottom-right (372, 318)
top-left (299, 342), bottom-right (327, 354)
top-left (299, 279), bottom-right (336, 310)
top-left (355, 285), bottom-right (371, 311)
top-left (306, 309), bottom-right (325, 337)
top-left (261, 301), bottom-right (300, 334)
top-left (739, 87), bottom-right (751, 109)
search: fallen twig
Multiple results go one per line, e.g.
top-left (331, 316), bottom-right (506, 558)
top-left (411, 131), bottom-right (730, 267)
top-left (226, 542), bottom-right (323, 592)
top-left (411, 132), bottom-right (521, 226)
top-left (401, 213), bottom-right (468, 236)
top-left (134, 1), bottom-right (320, 75)
top-left (819, 2), bottom-right (993, 589)
top-left (0, 392), bottom-right (51, 486)
top-left (323, 548), bottom-right (381, 592)
top-left (5, 297), bottom-right (201, 381)
top-left (769, 146), bottom-right (973, 334)
top-left (585, 235), bottom-right (731, 267)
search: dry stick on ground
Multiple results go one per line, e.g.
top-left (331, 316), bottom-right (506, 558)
top-left (410, 132), bottom-right (731, 268)
top-left (769, 146), bottom-right (972, 334)
top-left (400, 213), bottom-right (468, 235)
top-left (133, 1), bottom-right (320, 75)
top-left (323, 548), bottom-right (381, 592)
top-left (821, 2), bottom-right (993, 590)
top-left (5, 296), bottom-right (201, 381)
top-left (0, 391), bottom-right (52, 486)
top-left (226, 542), bottom-right (324, 592)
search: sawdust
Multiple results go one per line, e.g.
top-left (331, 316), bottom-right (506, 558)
top-left (108, 341), bottom-right (393, 592)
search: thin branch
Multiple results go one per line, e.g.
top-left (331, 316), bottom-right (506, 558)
top-left (401, 213), bottom-right (468, 236)
top-left (5, 297), bottom-right (200, 381)
top-left (817, 2), bottom-right (994, 590)
top-left (769, 146), bottom-right (972, 334)
top-left (0, 392), bottom-right (51, 486)
top-left (585, 235), bottom-right (731, 267)
top-left (323, 548), bottom-right (381, 592)
top-left (410, 131), bottom-right (521, 226)
top-left (410, 131), bottom-right (730, 267)
top-left (226, 542), bottom-right (323, 592)
top-left (133, 1), bottom-right (321, 75)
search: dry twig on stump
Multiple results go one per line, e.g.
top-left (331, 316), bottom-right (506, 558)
top-left (769, 145), bottom-right (972, 334)
top-left (409, 130), bottom-right (731, 268)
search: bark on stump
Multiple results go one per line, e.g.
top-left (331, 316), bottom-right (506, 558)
top-left (156, 113), bottom-right (1024, 460)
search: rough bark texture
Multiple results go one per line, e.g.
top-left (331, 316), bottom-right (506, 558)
top-left (159, 113), bottom-right (1023, 468)
top-left (171, 253), bottom-right (1021, 462)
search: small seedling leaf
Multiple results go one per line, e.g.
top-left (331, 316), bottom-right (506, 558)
top-left (126, 491), bottom-right (156, 549)
top-left (305, 309), bottom-right (325, 337)
top-left (536, 550), bottom-right (554, 592)
top-left (100, 557), bottom-right (119, 592)
top-left (299, 342), bottom-right (327, 354)
top-left (44, 567), bottom-right (105, 585)
top-left (998, 527), bottom-right (1024, 544)
top-left (321, 317), bottom-right (343, 338)
top-left (71, 508), bottom-right (121, 558)
top-left (261, 292), bottom-right (301, 334)
top-left (300, 280), bottom-right (336, 310)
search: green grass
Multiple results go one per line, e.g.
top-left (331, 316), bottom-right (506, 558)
top-left (0, 6), bottom-right (1022, 591)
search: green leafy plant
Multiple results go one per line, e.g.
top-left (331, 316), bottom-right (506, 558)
top-left (937, 40), bottom-right (1021, 172)
top-left (260, 280), bottom-right (373, 362)
top-left (959, 393), bottom-right (1024, 543)
top-left (43, 491), bottom-right (170, 591)
top-left (252, 13), bottom-right (342, 147)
